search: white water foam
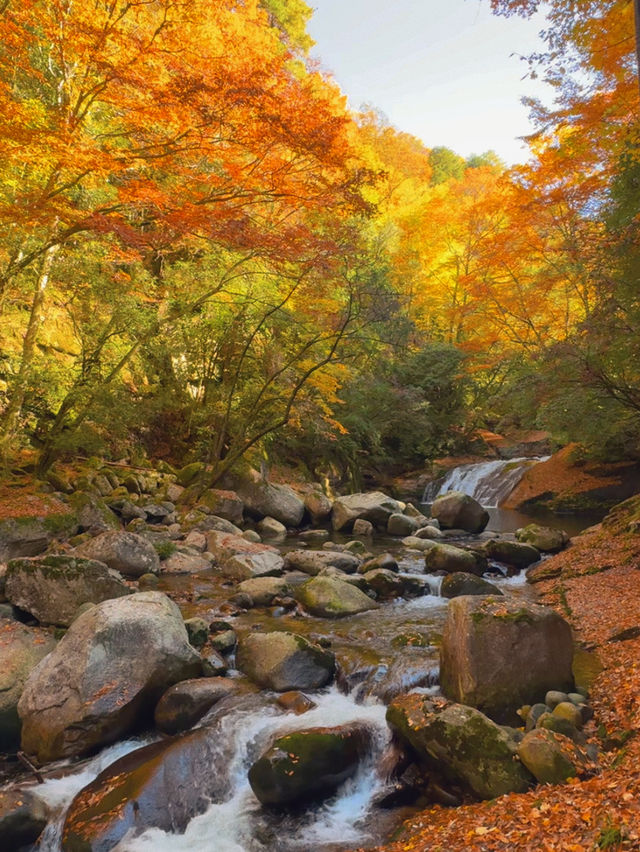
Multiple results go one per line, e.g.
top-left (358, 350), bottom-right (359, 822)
top-left (423, 457), bottom-right (548, 507)
top-left (39, 689), bottom-right (390, 852)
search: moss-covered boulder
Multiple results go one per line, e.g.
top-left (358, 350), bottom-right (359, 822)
top-left (515, 524), bottom-right (569, 553)
top-left (517, 728), bottom-right (587, 784)
top-left (248, 724), bottom-right (371, 806)
top-left (294, 576), bottom-right (378, 618)
top-left (483, 539), bottom-right (540, 569)
top-left (5, 555), bottom-right (129, 626)
top-left (387, 694), bottom-right (533, 799)
top-left (68, 492), bottom-right (120, 533)
top-left (235, 631), bottom-right (335, 692)
top-left (430, 492), bottom-right (489, 533)
top-left (0, 506), bottom-right (78, 562)
top-left (440, 596), bottom-right (574, 724)
top-left (424, 543), bottom-right (488, 576)
top-left (440, 572), bottom-right (503, 599)
top-left (0, 618), bottom-right (56, 750)
top-left (0, 789), bottom-right (49, 849)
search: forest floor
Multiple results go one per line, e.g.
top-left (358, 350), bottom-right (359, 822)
top-left (367, 496), bottom-right (640, 852)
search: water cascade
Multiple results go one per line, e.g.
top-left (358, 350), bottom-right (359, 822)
top-left (422, 457), bottom-right (547, 507)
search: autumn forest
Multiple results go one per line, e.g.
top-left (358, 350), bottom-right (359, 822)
top-left (1, 0), bottom-right (639, 484)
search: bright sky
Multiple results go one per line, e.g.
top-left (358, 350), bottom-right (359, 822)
top-left (307, 0), bottom-right (551, 165)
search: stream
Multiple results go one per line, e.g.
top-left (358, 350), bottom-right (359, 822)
top-left (10, 459), bottom-right (604, 852)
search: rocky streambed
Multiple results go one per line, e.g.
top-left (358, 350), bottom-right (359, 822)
top-left (0, 466), bottom-right (594, 851)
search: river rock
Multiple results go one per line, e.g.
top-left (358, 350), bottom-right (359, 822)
top-left (74, 530), bottom-right (160, 578)
top-left (0, 618), bottom-right (56, 750)
top-left (0, 789), bottom-right (49, 850)
top-left (257, 516), bottom-right (287, 538)
top-left (516, 524), bottom-right (569, 553)
top-left (424, 543), bottom-right (488, 576)
top-left (159, 551), bottom-right (210, 574)
top-left (195, 489), bottom-right (244, 524)
top-left (154, 677), bottom-right (239, 735)
top-left (484, 539), bottom-right (540, 568)
top-left (331, 492), bottom-right (403, 532)
top-left (295, 576), bottom-right (379, 618)
top-left (303, 490), bottom-right (332, 525)
top-left (359, 553), bottom-right (399, 573)
top-left (414, 525), bottom-right (444, 539)
top-left (0, 507), bottom-right (78, 561)
top-left (440, 572), bottom-right (504, 598)
top-left (387, 694), bottom-right (533, 799)
top-left (352, 518), bottom-right (374, 537)
top-left (362, 568), bottom-right (404, 599)
top-left (5, 555), bottom-right (130, 626)
top-left (430, 492), bottom-right (489, 533)
top-left (517, 728), bottom-right (587, 784)
top-left (387, 513), bottom-right (421, 536)
top-left (18, 592), bottom-right (202, 762)
top-left (440, 595), bottom-right (574, 724)
top-left (61, 724), bottom-right (235, 851)
top-left (283, 549), bottom-right (360, 575)
top-left (248, 724), bottom-right (371, 806)
top-left (223, 550), bottom-right (284, 580)
top-left (235, 631), bottom-right (335, 691)
top-left (234, 477), bottom-right (304, 527)
top-left (238, 576), bottom-right (292, 606)
top-left (401, 536), bottom-right (439, 552)
top-left (69, 492), bottom-right (120, 533)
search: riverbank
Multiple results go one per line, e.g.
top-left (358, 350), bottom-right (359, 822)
top-left (368, 497), bottom-right (640, 851)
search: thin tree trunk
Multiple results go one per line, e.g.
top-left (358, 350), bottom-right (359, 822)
top-left (0, 243), bottom-right (59, 457)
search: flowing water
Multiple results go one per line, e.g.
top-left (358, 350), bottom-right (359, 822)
top-left (11, 460), bottom-right (604, 852)
top-left (422, 457), bottom-right (548, 507)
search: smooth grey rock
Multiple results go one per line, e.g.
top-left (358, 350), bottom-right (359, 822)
top-left (431, 492), bottom-right (489, 533)
top-left (74, 530), bottom-right (160, 578)
top-left (332, 492), bottom-right (403, 532)
top-left (236, 632), bottom-right (335, 691)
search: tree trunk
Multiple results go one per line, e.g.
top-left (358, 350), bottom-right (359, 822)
top-left (0, 243), bottom-right (59, 458)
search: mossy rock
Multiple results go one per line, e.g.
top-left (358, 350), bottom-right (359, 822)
top-left (294, 576), bottom-right (378, 618)
top-left (518, 728), bottom-right (587, 784)
top-left (248, 724), bottom-right (370, 806)
top-left (387, 694), bottom-right (534, 799)
top-left (440, 572), bottom-right (503, 599)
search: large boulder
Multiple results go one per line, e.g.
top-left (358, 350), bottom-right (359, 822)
top-left (235, 631), bottom-right (335, 691)
top-left (235, 476), bottom-right (304, 527)
top-left (331, 492), bottom-right (403, 532)
top-left (68, 492), bottom-right (120, 533)
top-left (424, 543), bottom-right (488, 576)
top-left (295, 576), bottom-right (379, 618)
top-left (440, 595), bottom-right (574, 724)
top-left (222, 551), bottom-right (285, 581)
top-left (283, 549), bottom-right (360, 576)
top-left (516, 524), bottom-right (569, 553)
top-left (18, 592), bottom-right (202, 762)
top-left (0, 504), bottom-right (78, 561)
top-left (62, 723), bottom-right (234, 851)
top-left (430, 492), bottom-right (489, 533)
top-left (0, 619), bottom-right (56, 750)
top-left (484, 538), bottom-right (540, 568)
top-left (440, 572), bottom-right (503, 599)
top-left (74, 530), bottom-right (160, 578)
top-left (249, 724), bottom-right (371, 806)
top-left (5, 555), bottom-right (129, 626)
top-left (387, 694), bottom-right (533, 799)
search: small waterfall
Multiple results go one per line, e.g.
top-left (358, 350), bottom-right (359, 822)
top-left (422, 457), bottom-right (547, 508)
